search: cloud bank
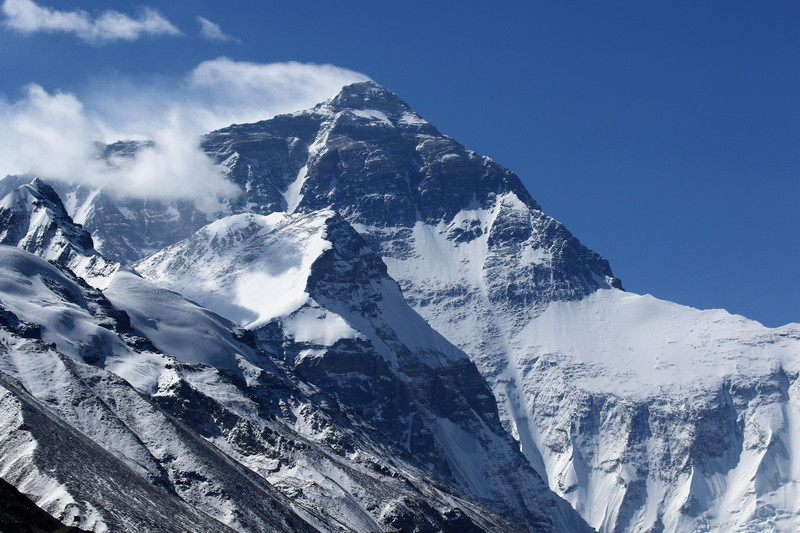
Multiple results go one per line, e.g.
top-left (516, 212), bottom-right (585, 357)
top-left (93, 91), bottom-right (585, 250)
top-left (1, 0), bottom-right (180, 43)
top-left (0, 59), bottom-right (371, 206)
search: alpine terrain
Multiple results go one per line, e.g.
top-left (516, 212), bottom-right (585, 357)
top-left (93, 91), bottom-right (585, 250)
top-left (0, 81), bottom-right (797, 533)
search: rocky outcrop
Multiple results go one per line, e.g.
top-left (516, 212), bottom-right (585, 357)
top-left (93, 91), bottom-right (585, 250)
top-left (0, 178), bottom-right (118, 287)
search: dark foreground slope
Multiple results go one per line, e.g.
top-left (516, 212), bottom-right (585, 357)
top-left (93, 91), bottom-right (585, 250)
top-left (0, 476), bottom-right (90, 533)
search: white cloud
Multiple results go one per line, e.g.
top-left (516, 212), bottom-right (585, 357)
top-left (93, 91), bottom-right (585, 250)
top-left (86, 58), bottom-right (372, 134)
top-left (196, 16), bottom-right (235, 42)
top-left (108, 111), bottom-right (240, 210)
top-left (0, 59), bottom-right (371, 206)
top-left (186, 58), bottom-right (373, 129)
top-left (1, 0), bottom-right (180, 43)
top-left (0, 85), bottom-right (237, 208)
top-left (0, 85), bottom-right (99, 178)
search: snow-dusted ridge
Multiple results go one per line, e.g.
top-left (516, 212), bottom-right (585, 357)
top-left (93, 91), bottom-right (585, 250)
top-left (0, 242), bottom-right (534, 532)
top-left (136, 211), bottom-right (335, 329)
top-left (0, 178), bottom-right (118, 288)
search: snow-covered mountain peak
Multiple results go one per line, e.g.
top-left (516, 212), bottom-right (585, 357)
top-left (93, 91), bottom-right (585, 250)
top-left (0, 177), bottom-right (65, 212)
top-left (0, 177), bottom-right (118, 287)
top-left (0, 178), bottom-right (91, 248)
top-left (325, 81), bottom-right (412, 115)
top-left (5, 82), bottom-right (799, 532)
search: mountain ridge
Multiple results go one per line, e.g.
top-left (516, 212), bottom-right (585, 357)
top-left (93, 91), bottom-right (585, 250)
top-left (0, 177), bottom-right (557, 531)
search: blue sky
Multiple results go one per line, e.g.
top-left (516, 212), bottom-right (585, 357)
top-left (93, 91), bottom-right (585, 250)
top-left (1, 0), bottom-right (797, 326)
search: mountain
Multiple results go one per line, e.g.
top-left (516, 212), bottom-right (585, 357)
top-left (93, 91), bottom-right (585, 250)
top-left (200, 82), bottom-right (800, 532)
top-left (134, 208), bottom-right (587, 531)
top-left (0, 181), bottom-right (548, 531)
top-left (0, 80), bottom-right (798, 532)
top-left (0, 177), bottom-right (117, 288)
top-left (197, 82), bottom-right (800, 532)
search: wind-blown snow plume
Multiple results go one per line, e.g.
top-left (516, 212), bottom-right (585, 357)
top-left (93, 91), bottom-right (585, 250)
top-left (0, 59), bottom-right (370, 206)
top-left (91, 58), bottom-right (373, 133)
top-left (1, 0), bottom-right (180, 44)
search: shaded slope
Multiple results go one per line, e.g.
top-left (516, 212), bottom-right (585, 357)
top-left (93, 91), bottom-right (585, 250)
top-left (0, 476), bottom-right (90, 533)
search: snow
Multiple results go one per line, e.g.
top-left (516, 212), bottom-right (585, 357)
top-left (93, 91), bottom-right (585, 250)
top-left (364, 188), bottom-right (800, 533)
top-left (283, 165), bottom-right (308, 213)
top-left (520, 244), bottom-right (551, 265)
top-left (377, 196), bottom-right (502, 356)
top-left (398, 111), bottom-right (428, 126)
top-left (434, 417), bottom-right (487, 493)
top-left (135, 211), bottom-right (333, 329)
top-left (0, 246), bottom-right (124, 364)
top-left (510, 289), bottom-right (799, 397)
top-left (105, 268), bottom-right (248, 370)
top-left (281, 303), bottom-right (360, 346)
top-left (374, 278), bottom-right (466, 362)
top-left (349, 109), bottom-right (393, 126)
top-left (70, 187), bottom-right (102, 226)
top-left (104, 352), bottom-right (169, 396)
top-left (503, 291), bottom-right (800, 532)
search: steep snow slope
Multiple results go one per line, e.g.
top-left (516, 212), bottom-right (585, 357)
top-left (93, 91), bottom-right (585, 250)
top-left (135, 209), bottom-right (591, 532)
top-left (507, 290), bottom-right (800, 532)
